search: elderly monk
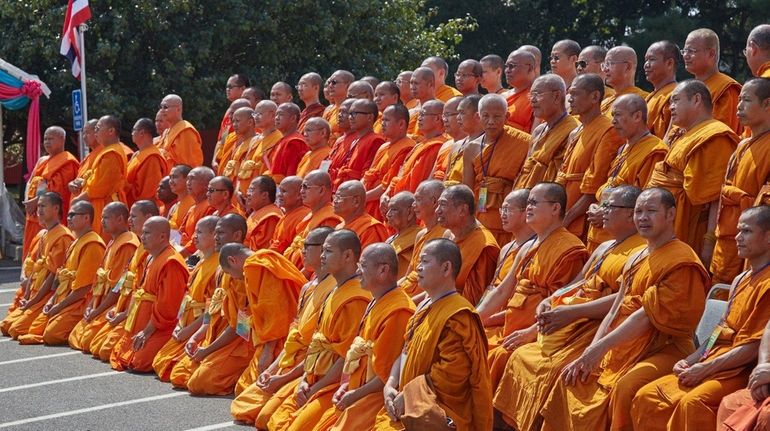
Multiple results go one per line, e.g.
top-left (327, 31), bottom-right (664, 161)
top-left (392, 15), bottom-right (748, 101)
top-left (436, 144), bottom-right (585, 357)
top-left (601, 46), bottom-right (649, 117)
top-left (73, 115), bottom-right (128, 240)
top-left (558, 74), bottom-right (624, 240)
top-left (270, 81), bottom-right (294, 105)
top-left (422, 56), bottom-right (462, 102)
top-left (326, 99), bottom-right (356, 181)
top-left (88, 200), bottom-right (158, 361)
top-left (167, 164), bottom-right (194, 229)
top-left (746, 24), bottom-right (770, 78)
top-left (156, 94), bottom-right (203, 167)
top-left (154, 112), bottom-right (169, 144)
top-left (297, 117), bottom-right (331, 178)
top-left (270, 176), bottom-right (310, 254)
top-left (207, 176), bottom-right (242, 217)
top-left (550, 39), bottom-right (581, 90)
top-left (373, 81), bottom-right (400, 134)
top-left (266, 230), bottom-right (372, 430)
top-left (297, 73), bottom-right (326, 132)
top-left (407, 67), bottom-right (437, 135)
top-left (68, 203), bottom-right (138, 352)
top-left (541, 187), bottom-right (709, 431)
top-left (22, 126), bottom-right (78, 258)
top-left (156, 177), bottom-right (177, 217)
top-left (515, 75), bottom-right (580, 188)
top-left (230, 227), bottom-right (335, 425)
top-left (220, 106), bottom-right (258, 180)
top-left (384, 192), bottom-right (421, 278)
top-left (332, 99), bottom-right (385, 188)
top-left (398, 180), bottom-right (447, 296)
top-left (363, 104), bottom-right (415, 220)
top-left (647, 80), bottom-right (739, 260)
top-left (16, 201), bottom-right (104, 345)
top-left (125, 118), bottom-right (167, 208)
top-left (435, 184), bottom-right (499, 305)
top-left (644, 41), bottom-right (680, 138)
top-left (632, 205), bottom-right (770, 430)
top-left (503, 49), bottom-right (537, 132)
top-left (284, 171), bottom-right (343, 272)
top-left (109, 216), bottom-right (189, 372)
top-left (684, 28), bottom-right (743, 134)
top-left (486, 182), bottom-right (589, 388)
top-left (334, 180), bottom-right (389, 248)
top-left (347, 80), bottom-right (374, 100)
top-left (586, 95), bottom-right (669, 250)
top-left (463, 94), bottom-right (530, 244)
top-left (396, 71), bottom-right (418, 110)
top-left (430, 96), bottom-right (467, 182)
top-left (481, 54), bottom-right (507, 95)
top-left (67, 119), bottom-right (100, 201)
top-left (323, 70), bottom-right (355, 144)
top-left (577, 46), bottom-right (611, 91)
top-left (237, 101), bottom-right (283, 197)
top-left (2, 193), bottom-right (74, 337)
top-left (493, 186), bottom-right (645, 431)
top-left (374, 238), bottom-right (492, 431)
top-left (179, 167), bottom-right (216, 255)
top-left (711, 78), bottom-right (770, 284)
top-left (443, 95), bottom-right (484, 186)
top-left (244, 176), bottom-right (282, 250)
top-left (151, 215), bottom-right (219, 381)
top-left (268, 103), bottom-right (308, 183)
top-left (454, 59), bottom-right (482, 96)
top-left (311, 243), bottom-right (415, 431)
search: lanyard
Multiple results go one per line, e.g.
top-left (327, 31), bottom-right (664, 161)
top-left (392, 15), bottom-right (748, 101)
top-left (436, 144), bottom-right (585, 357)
top-left (297, 273), bottom-right (330, 315)
top-left (480, 135), bottom-right (500, 180)
top-left (403, 290), bottom-right (458, 350)
top-left (315, 273), bottom-right (360, 327)
top-left (356, 284), bottom-right (399, 335)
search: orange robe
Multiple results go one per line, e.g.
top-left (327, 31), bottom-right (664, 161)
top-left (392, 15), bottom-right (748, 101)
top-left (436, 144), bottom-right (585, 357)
top-left (454, 224), bottom-right (500, 306)
top-left (267, 131), bottom-right (308, 183)
top-left (362, 136), bottom-right (415, 219)
top-left (372, 293), bottom-right (492, 431)
top-left (284, 204), bottom-right (342, 270)
top-left (506, 87), bottom-right (534, 133)
top-left (168, 194), bottom-right (195, 231)
top-left (298, 102), bottom-right (326, 133)
top-left (388, 135), bottom-right (447, 195)
top-left (18, 231), bottom-right (105, 345)
top-left (442, 136), bottom-right (474, 186)
top-left (386, 225), bottom-right (421, 279)
top-left (435, 84), bottom-right (462, 102)
top-left (22, 151), bottom-right (79, 258)
top-left (270, 206), bottom-right (311, 254)
top-left (645, 81), bottom-right (677, 139)
top-left (703, 72), bottom-right (742, 135)
top-left (221, 135), bottom-right (258, 183)
top-left (74, 143), bottom-right (104, 195)
top-left (336, 213), bottom-right (390, 250)
top-left (110, 245), bottom-right (189, 372)
top-left (323, 104), bottom-right (342, 145)
top-left (515, 114), bottom-right (580, 188)
top-left (332, 131), bottom-right (386, 189)
top-left (151, 251), bottom-right (219, 381)
top-left (556, 115), bottom-right (624, 239)
top-left (124, 145), bottom-right (168, 208)
top-left (493, 234), bottom-right (645, 430)
top-left (601, 86), bottom-right (650, 117)
top-left (400, 224), bottom-right (446, 296)
top-left (647, 119), bottom-right (739, 253)
top-left (541, 239), bottom-right (709, 431)
top-left (68, 231), bottom-right (139, 352)
top-left (473, 126), bottom-right (530, 244)
top-left (179, 200), bottom-right (216, 254)
top-left (215, 132), bottom-right (239, 175)
top-left (431, 139), bottom-right (458, 182)
top-left (237, 129), bottom-right (284, 196)
top-left (487, 227), bottom-right (588, 388)
top-left (296, 147), bottom-right (331, 178)
top-left (246, 203), bottom-right (282, 250)
top-left (485, 239), bottom-right (532, 345)
top-left (327, 133), bottom-right (355, 184)
top-left (156, 120), bottom-right (203, 168)
top-left (80, 143), bottom-right (128, 239)
top-left (7, 232), bottom-right (44, 316)
top-left (407, 106), bottom-right (420, 136)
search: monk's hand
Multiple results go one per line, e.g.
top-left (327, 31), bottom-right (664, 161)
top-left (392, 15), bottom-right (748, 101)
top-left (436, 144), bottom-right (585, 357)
top-left (678, 362), bottom-right (712, 387)
top-left (562, 344), bottom-right (605, 385)
top-left (133, 330), bottom-right (150, 351)
top-left (295, 380), bottom-right (311, 407)
top-left (332, 383), bottom-right (350, 409)
top-left (191, 346), bottom-right (209, 363)
top-left (539, 307), bottom-right (575, 335)
top-left (259, 374), bottom-right (284, 395)
top-left (19, 298), bottom-right (29, 310)
top-left (749, 364), bottom-right (770, 391)
top-left (501, 325), bottom-right (537, 352)
top-left (586, 203), bottom-right (604, 227)
top-left (672, 359), bottom-right (690, 376)
top-left (383, 385), bottom-right (399, 421)
top-left (379, 195), bottom-right (390, 217)
top-left (392, 392), bottom-right (405, 419)
top-left (42, 300), bottom-right (55, 316)
top-left (751, 384), bottom-right (770, 403)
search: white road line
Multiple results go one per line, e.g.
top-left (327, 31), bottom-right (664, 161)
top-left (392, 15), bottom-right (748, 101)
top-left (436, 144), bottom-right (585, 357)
top-left (183, 422), bottom-right (237, 431)
top-left (0, 351), bottom-right (80, 365)
top-left (0, 392), bottom-right (186, 428)
top-left (0, 338), bottom-right (14, 343)
top-left (0, 303), bottom-right (12, 307)
top-left (0, 370), bottom-right (120, 393)
top-left (0, 288), bottom-right (19, 293)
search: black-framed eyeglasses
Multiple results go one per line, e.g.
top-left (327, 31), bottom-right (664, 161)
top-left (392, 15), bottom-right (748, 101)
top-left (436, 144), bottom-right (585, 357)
top-left (301, 184), bottom-right (322, 191)
top-left (575, 60), bottom-right (587, 69)
top-left (526, 199), bottom-right (557, 207)
top-left (226, 84), bottom-right (244, 90)
top-left (67, 212), bottom-right (87, 218)
top-left (349, 111), bottom-right (372, 117)
top-left (600, 202), bottom-right (634, 210)
top-left (207, 188), bottom-right (228, 193)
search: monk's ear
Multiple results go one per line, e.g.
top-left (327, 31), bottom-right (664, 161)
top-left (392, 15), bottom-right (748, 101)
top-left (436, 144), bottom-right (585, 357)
top-left (761, 97), bottom-right (770, 112)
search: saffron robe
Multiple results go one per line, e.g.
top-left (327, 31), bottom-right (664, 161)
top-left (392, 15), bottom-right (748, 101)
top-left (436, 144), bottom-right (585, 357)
top-left (645, 81), bottom-right (677, 139)
top-left (601, 86), bottom-right (650, 117)
top-left (332, 131), bottom-right (386, 189)
top-left (453, 224), bottom-right (500, 306)
top-left (515, 115), bottom-right (580, 188)
top-left (284, 204), bottom-right (342, 270)
top-left (506, 87), bottom-right (534, 133)
top-left (336, 213), bottom-right (390, 250)
top-left (296, 147), bottom-right (331, 178)
top-left (299, 103), bottom-right (326, 133)
top-left (269, 206), bottom-right (311, 254)
top-left (386, 225), bottom-right (421, 279)
top-left (703, 72), bottom-right (743, 135)
top-left (399, 224), bottom-right (447, 296)
top-left (124, 145), bottom-right (168, 208)
top-left (246, 203), bottom-right (282, 250)
top-left (266, 131), bottom-right (308, 183)
top-left (80, 143), bottom-right (128, 239)
top-left (388, 135), bottom-right (447, 195)
top-left (156, 120), bottom-right (203, 168)
top-left (362, 137), bottom-right (415, 219)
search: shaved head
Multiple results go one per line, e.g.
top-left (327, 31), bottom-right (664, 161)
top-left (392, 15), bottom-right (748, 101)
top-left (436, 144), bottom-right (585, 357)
top-left (555, 40), bottom-right (581, 57)
top-left (581, 45), bottom-right (607, 62)
top-left (742, 206), bottom-right (770, 232)
top-left (479, 93), bottom-right (508, 111)
top-left (422, 56), bottom-right (449, 74)
top-left (103, 201), bottom-right (129, 220)
top-left (423, 238), bottom-right (462, 278)
top-left (230, 98), bottom-right (251, 111)
top-left (481, 54), bottom-right (503, 69)
top-left (532, 182), bottom-right (567, 217)
top-left (749, 25), bottom-right (770, 51)
top-left (506, 188), bottom-right (530, 208)
top-left (614, 94), bottom-right (648, 122)
top-left (413, 67), bottom-right (435, 85)
top-left (132, 200), bottom-right (160, 217)
top-left (305, 170), bottom-right (333, 188)
top-left (328, 229), bottom-right (362, 260)
top-left (45, 126), bottom-right (66, 139)
top-left (348, 80), bottom-right (375, 100)
top-left (608, 46), bottom-right (638, 66)
top-left (688, 28), bottom-right (720, 52)
top-left (338, 180), bottom-right (366, 200)
top-left (307, 226), bottom-right (335, 245)
top-left (416, 179), bottom-right (445, 200)
top-left (612, 185), bottom-right (642, 208)
top-left (197, 215), bottom-right (219, 232)
top-left (443, 184), bottom-right (476, 214)
top-left (71, 200), bottom-right (94, 223)
top-left (519, 45), bottom-right (542, 67)
top-left (301, 72), bottom-right (323, 87)
top-left (363, 243), bottom-right (399, 277)
top-left (573, 73), bottom-right (606, 100)
top-left (533, 74), bottom-right (566, 94)
top-left (422, 99), bottom-right (444, 115)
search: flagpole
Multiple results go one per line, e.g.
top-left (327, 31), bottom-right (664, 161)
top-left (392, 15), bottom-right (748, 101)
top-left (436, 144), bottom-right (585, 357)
top-left (77, 23), bottom-right (88, 160)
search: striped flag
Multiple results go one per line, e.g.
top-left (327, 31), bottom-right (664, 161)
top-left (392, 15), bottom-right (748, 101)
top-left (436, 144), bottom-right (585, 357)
top-left (59, 0), bottom-right (91, 80)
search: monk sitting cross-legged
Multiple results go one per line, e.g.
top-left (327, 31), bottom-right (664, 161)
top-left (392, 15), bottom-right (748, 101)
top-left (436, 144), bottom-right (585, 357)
top-left (334, 180), bottom-right (389, 249)
top-left (244, 176), bottom-right (282, 250)
top-left (269, 176), bottom-right (310, 254)
top-left (384, 192), bottom-right (420, 279)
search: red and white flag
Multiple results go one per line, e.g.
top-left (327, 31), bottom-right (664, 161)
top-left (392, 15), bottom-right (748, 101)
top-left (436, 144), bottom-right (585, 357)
top-left (60, 0), bottom-right (91, 80)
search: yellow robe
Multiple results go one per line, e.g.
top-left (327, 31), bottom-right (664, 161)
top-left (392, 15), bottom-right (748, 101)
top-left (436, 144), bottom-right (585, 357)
top-left (703, 72), bottom-right (742, 135)
top-left (645, 82), bottom-right (677, 139)
top-left (400, 224), bottom-right (447, 296)
top-left (601, 86), bottom-right (650, 117)
top-left (237, 129), bottom-right (284, 196)
top-left (386, 225), bottom-right (421, 279)
top-left (435, 84), bottom-right (462, 102)
top-left (156, 119), bottom-right (203, 168)
top-left (454, 224), bottom-right (500, 306)
top-left (515, 114), bottom-right (580, 189)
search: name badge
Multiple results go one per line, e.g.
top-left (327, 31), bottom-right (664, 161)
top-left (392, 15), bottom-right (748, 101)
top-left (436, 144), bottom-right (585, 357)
top-left (236, 310), bottom-right (251, 341)
top-left (111, 273), bottom-right (127, 294)
top-left (319, 160), bottom-right (331, 173)
top-left (478, 186), bottom-right (488, 213)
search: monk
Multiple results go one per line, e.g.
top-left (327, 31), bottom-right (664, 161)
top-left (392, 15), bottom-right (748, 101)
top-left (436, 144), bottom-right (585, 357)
top-left (443, 94), bottom-right (484, 186)
top-left (374, 238), bottom-right (492, 430)
top-left (541, 187), bottom-right (709, 431)
top-left (245, 176), bottom-right (282, 250)
top-left (384, 192), bottom-right (420, 278)
top-left (332, 99), bottom-right (385, 188)
top-left (237, 101), bottom-right (283, 197)
top-left (503, 49), bottom-right (537, 132)
top-left (207, 176), bottom-right (242, 217)
top-left (213, 74), bottom-right (249, 167)
top-left (266, 230), bottom-right (371, 430)
top-left (326, 99), bottom-right (356, 182)
top-left (633, 205), bottom-right (770, 430)
top-left (213, 99), bottom-right (254, 173)
top-left (68, 202), bottom-right (139, 353)
top-left (362, 76), bottom-right (380, 91)
top-left (454, 59), bottom-right (482, 95)
top-left (515, 74), bottom-right (580, 188)
top-left (179, 166), bottom-right (216, 255)
top-left (362, 104), bottom-right (415, 219)
top-left (230, 227), bottom-right (335, 425)
top-left (17, 201), bottom-right (105, 345)
top-left (711, 78), bottom-right (770, 284)
top-left (220, 106), bottom-right (258, 182)
top-left (297, 72), bottom-right (326, 132)
top-left (600, 46), bottom-right (649, 116)
top-left (430, 96), bottom-right (467, 182)
top-left (550, 39), bottom-right (581, 90)
top-left (268, 103), bottom-right (308, 183)
top-left (398, 180), bottom-right (447, 296)
top-left (152, 215), bottom-right (220, 381)
top-left (73, 114), bottom-right (128, 239)
top-left (407, 67), bottom-right (437, 136)
top-left (296, 117), bottom-right (331, 177)
top-left (745, 24), bottom-right (770, 78)
top-left (126, 118), bottom-right (167, 208)
top-left (422, 56), bottom-right (462, 102)
top-left (395, 71), bottom-right (418, 109)
top-left (154, 111), bottom-right (168, 144)
top-left (156, 94), bottom-right (203, 167)
top-left (334, 180), bottom-right (389, 248)
top-left (323, 70), bottom-right (355, 144)
top-left (271, 81), bottom-right (294, 105)
top-left (435, 184), bottom-right (499, 305)
top-left (684, 28), bottom-right (743, 133)
top-left (644, 41), bottom-right (680, 138)
top-left (647, 80), bottom-right (739, 258)
top-left (2, 192), bottom-right (74, 338)
top-left (492, 186), bottom-right (645, 431)
top-left (347, 80), bottom-right (374, 100)
top-left (167, 165), bottom-right (194, 229)
top-left (284, 171), bottom-right (343, 273)
top-left (88, 200), bottom-right (158, 361)
top-left (270, 176), bottom-right (310, 254)
top-left (520, 44), bottom-right (543, 76)
top-left (558, 74), bottom-right (624, 240)
top-left (481, 54), bottom-right (506, 95)
top-left (463, 94), bottom-right (531, 244)
top-left (373, 81), bottom-right (400, 134)
top-left (576, 45), bottom-right (612, 98)
top-left (311, 243), bottom-right (415, 431)
top-left (156, 176), bottom-right (177, 217)
top-left (22, 126), bottom-right (78, 258)
top-left (67, 119), bottom-right (100, 203)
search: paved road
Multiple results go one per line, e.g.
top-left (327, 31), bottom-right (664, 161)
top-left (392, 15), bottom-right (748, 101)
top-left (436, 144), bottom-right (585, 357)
top-left (0, 266), bottom-right (248, 430)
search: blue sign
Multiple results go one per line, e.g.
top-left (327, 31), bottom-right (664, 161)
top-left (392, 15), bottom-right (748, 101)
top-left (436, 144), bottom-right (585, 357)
top-left (72, 89), bottom-right (83, 131)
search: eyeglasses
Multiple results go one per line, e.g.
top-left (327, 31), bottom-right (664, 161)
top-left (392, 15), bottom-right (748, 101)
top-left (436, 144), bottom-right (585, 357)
top-left (575, 60), bottom-right (587, 69)
top-left (207, 188), bottom-right (228, 193)
top-left (442, 112), bottom-right (459, 119)
top-left (602, 60), bottom-right (629, 68)
top-left (499, 207), bottom-right (525, 215)
top-left (303, 128), bottom-right (323, 134)
top-left (600, 202), bottom-right (634, 210)
top-left (743, 47), bottom-right (750, 57)
top-left (680, 48), bottom-right (701, 56)
top-left (418, 112), bottom-right (440, 118)
top-left (303, 242), bottom-right (324, 249)
top-left (300, 184), bottom-right (322, 191)
top-left (67, 212), bottom-right (87, 218)
top-left (454, 72), bottom-right (479, 79)
top-left (225, 84), bottom-right (244, 90)
top-left (526, 199), bottom-right (557, 207)
top-left (333, 194), bottom-right (356, 202)
top-left (529, 90), bottom-right (558, 100)
top-left (348, 111), bottom-right (372, 117)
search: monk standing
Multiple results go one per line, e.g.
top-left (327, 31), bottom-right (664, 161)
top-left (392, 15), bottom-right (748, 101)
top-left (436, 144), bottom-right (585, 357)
top-left (244, 176), bottom-right (282, 250)
top-left (384, 192), bottom-right (420, 279)
top-left (323, 70), bottom-right (355, 144)
top-left (213, 74), bottom-right (249, 168)
top-left (296, 117), bottom-right (331, 177)
top-left (179, 167), bottom-right (216, 255)
top-left (67, 119), bottom-right (100, 202)
top-left (269, 176), bottom-right (310, 254)
top-left (644, 41), bottom-right (680, 138)
top-left (576, 45), bottom-right (612, 98)
top-left (238, 101), bottom-right (283, 197)
top-left (297, 72), bottom-right (326, 132)
top-left (396, 71), bottom-right (418, 109)
top-left (334, 180), bottom-right (389, 248)
top-left (125, 118), bottom-right (167, 208)
top-left (481, 54), bottom-right (506, 95)
top-left (167, 164), bottom-right (194, 230)
top-left (745, 25), bottom-right (770, 78)
top-left (270, 82), bottom-right (294, 105)
top-left (454, 59), bottom-right (482, 95)
top-left (503, 50), bottom-right (537, 133)
top-left (373, 81), bottom-right (400, 134)
top-left (269, 103), bottom-right (308, 183)
top-left (601, 46), bottom-right (649, 116)
top-left (156, 94), bottom-right (203, 167)
top-left (421, 56), bottom-right (462, 102)
top-left (332, 99), bottom-right (385, 188)
top-left (550, 39), bottom-right (581, 90)
top-left (219, 106), bottom-right (257, 181)
top-left (443, 95), bottom-right (484, 186)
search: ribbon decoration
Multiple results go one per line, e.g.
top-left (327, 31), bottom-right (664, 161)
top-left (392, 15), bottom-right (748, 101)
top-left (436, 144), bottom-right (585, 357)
top-left (0, 69), bottom-right (43, 178)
